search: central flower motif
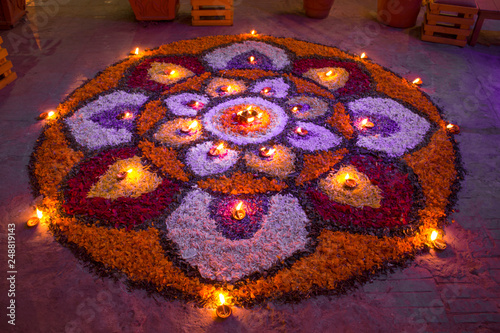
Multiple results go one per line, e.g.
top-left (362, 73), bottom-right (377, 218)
top-left (202, 97), bottom-right (289, 145)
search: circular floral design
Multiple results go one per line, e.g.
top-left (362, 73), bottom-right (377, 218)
top-left (30, 35), bottom-right (462, 307)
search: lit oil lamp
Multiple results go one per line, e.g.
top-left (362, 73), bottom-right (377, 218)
top-left (344, 173), bottom-right (357, 188)
top-left (167, 70), bottom-right (176, 76)
top-left (116, 111), bottom-right (133, 120)
top-left (216, 294), bottom-right (232, 319)
top-left (295, 127), bottom-right (308, 136)
top-left (412, 77), bottom-right (422, 86)
top-left (187, 100), bottom-right (204, 109)
top-left (260, 87), bottom-right (272, 95)
top-left (219, 85), bottom-right (232, 95)
top-left (430, 230), bottom-right (446, 250)
top-left (208, 143), bottom-right (226, 157)
top-left (27, 208), bottom-right (43, 227)
top-left (360, 118), bottom-right (374, 129)
top-left (232, 201), bottom-right (246, 220)
top-left (360, 52), bottom-right (367, 59)
top-left (249, 56), bottom-right (256, 64)
top-left (291, 105), bottom-right (302, 113)
top-left (324, 70), bottom-right (337, 80)
top-left (236, 106), bottom-right (260, 124)
top-left (38, 110), bottom-right (56, 120)
top-left (180, 120), bottom-right (199, 135)
top-left (250, 30), bottom-right (257, 35)
top-left (446, 123), bottom-right (460, 134)
top-left (259, 146), bottom-right (275, 158)
top-left (134, 47), bottom-right (140, 55)
top-left (116, 168), bottom-right (133, 180)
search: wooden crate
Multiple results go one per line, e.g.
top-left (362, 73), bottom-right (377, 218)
top-left (421, 1), bottom-right (478, 46)
top-left (0, 36), bottom-right (17, 90)
top-left (191, 0), bottom-right (233, 26)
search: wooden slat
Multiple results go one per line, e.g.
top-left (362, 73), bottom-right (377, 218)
top-left (421, 33), bottom-right (467, 46)
top-left (192, 18), bottom-right (233, 25)
top-left (191, 0), bottom-right (232, 10)
top-left (0, 60), bottom-right (13, 76)
top-left (191, 9), bottom-right (232, 17)
top-left (0, 36), bottom-right (3, 44)
top-left (0, 72), bottom-right (17, 90)
top-left (424, 23), bottom-right (472, 35)
top-left (425, 12), bottom-right (475, 25)
top-left (430, 2), bottom-right (478, 15)
top-left (0, 48), bottom-right (8, 60)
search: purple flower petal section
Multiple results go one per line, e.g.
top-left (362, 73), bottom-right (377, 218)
top-left (211, 196), bottom-right (269, 240)
top-left (203, 41), bottom-right (290, 70)
top-left (355, 114), bottom-right (400, 138)
top-left (164, 93), bottom-right (210, 117)
top-left (65, 91), bottom-right (149, 150)
top-left (250, 77), bottom-right (290, 98)
top-left (348, 97), bottom-right (431, 157)
top-left (287, 121), bottom-right (342, 151)
top-left (226, 51), bottom-right (274, 70)
top-left (185, 141), bottom-right (239, 176)
top-left (89, 105), bottom-right (140, 131)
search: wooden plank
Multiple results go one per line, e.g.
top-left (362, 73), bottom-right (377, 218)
top-left (475, 0), bottom-right (500, 12)
top-left (0, 36), bottom-right (3, 45)
top-left (421, 32), bottom-right (467, 46)
top-left (192, 9), bottom-right (232, 17)
top-left (430, 2), bottom-right (478, 15)
top-left (0, 72), bottom-right (17, 90)
top-left (192, 0), bottom-right (232, 10)
top-left (192, 18), bottom-right (233, 25)
top-left (424, 23), bottom-right (472, 35)
top-left (426, 12), bottom-right (475, 25)
top-left (0, 48), bottom-right (8, 60)
top-left (0, 60), bottom-right (13, 76)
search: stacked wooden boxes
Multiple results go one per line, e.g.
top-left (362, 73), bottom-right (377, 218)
top-left (0, 36), bottom-right (17, 90)
top-left (191, 0), bottom-right (233, 26)
top-left (422, 0), bottom-right (478, 46)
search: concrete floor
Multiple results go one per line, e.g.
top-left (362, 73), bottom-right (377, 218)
top-left (1, 0), bottom-right (499, 332)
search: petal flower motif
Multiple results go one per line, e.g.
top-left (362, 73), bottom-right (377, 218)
top-left (203, 41), bottom-right (290, 70)
top-left (250, 77), bottom-right (290, 98)
top-left (287, 121), bottom-right (343, 151)
top-left (65, 91), bottom-right (149, 150)
top-left (302, 67), bottom-right (350, 91)
top-left (286, 96), bottom-right (329, 120)
top-left (147, 62), bottom-right (195, 85)
top-left (164, 93), bottom-right (210, 117)
top-left (165, 190), bottom-right (309, 281)
top-left (203, 97), bottom-right (289, 145)
top-left (348, 97), bottom-right (431, 157)
top-left (244, 144), bottom-right (296, 179)
top-left (154, 118), bottom-right (203, 147)
top-left (185, 141), bottom-right (239, 176)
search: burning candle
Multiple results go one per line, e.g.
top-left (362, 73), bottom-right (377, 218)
top-left (232, 201), bottom-right (246, 220)
top-left (116, 168), bottom-right (133, 180)
top-left (208, 143), bottom-right (226, 157)
top-left (259, 146), bottom-right (275, 158)
top-left (344, 173), bottom-right (357, 188)
top-left (216, 294), bottom-right (232, 319)
top-left (412, 77), bottom-right (422, 86)
top-left (360, 52), bottom-right (366, 59)
top-left (39, 111), bottom-right (56, 120)
top-left (116, 111), bottom-right (133, 120)
top-left (181, 120), bottom-right (199, 135)
top-left (446, 123), bottom-right (460, 134)
top-left (295, 127), bottom-right (308, 136)
top-left (430, 230), bottom-right (446, 250)
top-left (261, 87), bottom-right (272, 95)
top-left (27, 208), bottom-right (43, 227)
top-left (360, 118), bottom-right (374, 129)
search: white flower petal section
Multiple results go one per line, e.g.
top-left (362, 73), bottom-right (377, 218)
top-left (164, 93), bottom-right (210, 116)
top-left (185, 141), bottom-right (239, 176)
top-left (250, 77), bottom-right (290, 98)
top-left (348, 97), bottom-right (431, 157)
top-left (166, 190), bottom-right (309, 282)
top-left (203, 41), bottom-right (290, 70)
top-left (65, 91), bottom-right (149, 150)
top-left (287, 121), bottom-right (342, 151)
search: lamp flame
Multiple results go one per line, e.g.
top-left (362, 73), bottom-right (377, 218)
top-left (250, 30), bottom-right (256, 35)
top-left (325, 70), bottom-right (333, 77)
top-left (124, 112), bottom-right (132, 119)
top-left (127, 169), bottom-right (133, 173)
top-left (446, 124), bottom-right (453, 129)
top-left (235, 201), bottom-right (243, 211)
top-left (48, 111), bottom-right (55, 118)
top-left (249, 56), bottom-right (255, 63)
top-left (216, 143), bottom-right (224, 151)
top-left (360, 52), bottom-right (366, 59)
top-left (430, 230), bottom-right (438, 241)
top-left (169, 70), bottom-right (176, 75)
top-left (36, 208), bottom-right (43, 219)
top-left (345, 173), bottom-right (350, 181)
top-left (412, 78), bottom-right (422, 85)
top-left (134, 47), bottom-right (139, 55)
top-left (361, 118), bottom-right (368, 126)
top-left (219, 293), bottom-right (225, 305)
top-left (188, 120), bottom-right (198, 130)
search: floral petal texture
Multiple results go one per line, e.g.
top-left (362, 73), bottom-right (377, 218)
top-left (185, 141), bottom-right (239, 176)
top-left (65, 91), bottom-right (149, 150)
top-left (164, 93), bottom-right (210, 116)
top-left (165, 190), bottom-right (309, 281)
top-left (203, 41), bottom-right (290, 70)
top-left (287, 121), bottom-right (343, 151)
top-left (348, 97), bottom-right (431, 157)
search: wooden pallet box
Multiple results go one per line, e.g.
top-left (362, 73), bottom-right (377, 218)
top-left (421, 0), bottom-right (478, 46)
top-left (0, 36), bottom-right (17, 90)
top-left (192, 0), bottom-right (233, 26)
